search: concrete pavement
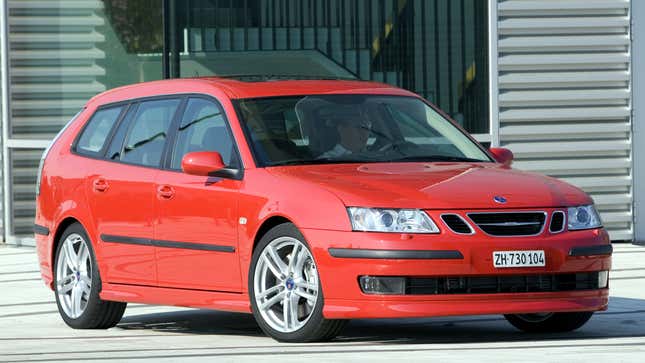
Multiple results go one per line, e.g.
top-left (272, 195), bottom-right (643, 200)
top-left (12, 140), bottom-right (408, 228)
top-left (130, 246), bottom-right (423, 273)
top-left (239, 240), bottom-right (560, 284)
top-left (1, 243), bottom-right (644, 362)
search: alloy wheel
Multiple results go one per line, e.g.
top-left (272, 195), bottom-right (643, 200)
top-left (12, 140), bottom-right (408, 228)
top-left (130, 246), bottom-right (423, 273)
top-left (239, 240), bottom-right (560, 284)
top-left (55, 233), bottom-right (92, 319)
top-left (253, 236), bottom-right (319, 333)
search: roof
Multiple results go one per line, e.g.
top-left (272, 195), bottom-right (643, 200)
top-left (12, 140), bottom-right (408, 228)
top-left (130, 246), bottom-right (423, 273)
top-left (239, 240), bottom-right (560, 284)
top-left (86, 77), bottom-right (418, 107)
top-left (201, 77), bottom-right (417, 99)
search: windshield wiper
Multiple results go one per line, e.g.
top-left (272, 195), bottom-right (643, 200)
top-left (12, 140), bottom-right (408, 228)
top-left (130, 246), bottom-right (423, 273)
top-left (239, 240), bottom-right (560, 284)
top-left (267, 155), bottom-right (486, 166)
top-left (267, 157), bottom-right (388, 166)
top-left (267, 158), bottom-right (360, 166)
top-left (387, 155), bottom-right (486, 163)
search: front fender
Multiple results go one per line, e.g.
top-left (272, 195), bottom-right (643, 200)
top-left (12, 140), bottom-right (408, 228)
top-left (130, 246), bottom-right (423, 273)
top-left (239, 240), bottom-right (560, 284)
top-left (236, 168), bottom-right (350, 292)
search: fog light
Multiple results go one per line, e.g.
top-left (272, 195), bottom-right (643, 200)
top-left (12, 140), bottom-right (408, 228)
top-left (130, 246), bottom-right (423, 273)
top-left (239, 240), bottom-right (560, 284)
top-left (359, 276), bottom-right (406, 295)
top-left (598, 270), bottom-right (609, 288)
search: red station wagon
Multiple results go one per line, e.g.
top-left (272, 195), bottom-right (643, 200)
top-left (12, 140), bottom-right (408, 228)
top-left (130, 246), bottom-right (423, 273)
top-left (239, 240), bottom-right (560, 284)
top-left (35, 77), bottom-right (612, 342)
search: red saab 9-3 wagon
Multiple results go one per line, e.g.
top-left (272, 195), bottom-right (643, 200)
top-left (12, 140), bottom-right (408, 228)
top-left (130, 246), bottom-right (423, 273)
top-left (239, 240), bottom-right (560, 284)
top-left (35, 77), bottom-right (612, 342)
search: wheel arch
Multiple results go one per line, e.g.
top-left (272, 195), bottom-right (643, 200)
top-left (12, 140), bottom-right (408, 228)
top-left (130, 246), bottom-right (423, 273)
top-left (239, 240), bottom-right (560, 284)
top-left (239, 214), bottom-right (295, 293)
top-left (252, 215), bottom-right (293, 253)
top-left (50, 216), bottom-right (90, 287)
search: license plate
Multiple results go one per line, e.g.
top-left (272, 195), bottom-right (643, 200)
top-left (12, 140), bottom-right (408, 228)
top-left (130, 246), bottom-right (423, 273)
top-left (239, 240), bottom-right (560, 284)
top-left (493, 250), bottom-right (545, 268)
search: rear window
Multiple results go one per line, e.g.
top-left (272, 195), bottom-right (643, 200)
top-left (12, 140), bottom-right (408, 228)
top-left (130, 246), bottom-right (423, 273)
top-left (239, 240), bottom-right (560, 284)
top-left (120, 99), bottom-right (180, 167)
top-left (75, 106), bottom-right (123, 156)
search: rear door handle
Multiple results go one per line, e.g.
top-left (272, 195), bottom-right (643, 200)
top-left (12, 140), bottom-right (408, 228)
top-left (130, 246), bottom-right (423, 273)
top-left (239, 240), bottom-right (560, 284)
top-left (157, 185), bottom-right (175, 199)
top-left (93, 178), bottom-right (109, 192)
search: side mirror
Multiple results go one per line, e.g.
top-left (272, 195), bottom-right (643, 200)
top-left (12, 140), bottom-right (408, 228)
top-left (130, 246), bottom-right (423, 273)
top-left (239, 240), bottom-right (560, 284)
top-left (181, 151), bottom-right (226, 176)
top-left (489, 147), bottom-right (514, 167)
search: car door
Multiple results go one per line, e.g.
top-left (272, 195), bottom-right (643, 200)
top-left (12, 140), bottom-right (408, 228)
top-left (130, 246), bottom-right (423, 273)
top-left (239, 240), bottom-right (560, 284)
top-left (154, 96), bottom-right (243, 292)
top-left (88, 98), bottom-right (181, 285)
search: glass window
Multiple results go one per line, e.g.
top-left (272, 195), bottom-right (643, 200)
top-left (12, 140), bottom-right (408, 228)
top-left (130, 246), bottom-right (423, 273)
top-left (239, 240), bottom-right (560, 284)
top-left (177, 0), bottom-right (489, 133)
top-left (171, 98), bottom-right (237, 170)
top-left (119, 99), bottom-right (180, 167)
top-left (75, 107), bottom-right (123, 155)
top-left (9, 0), bottom-right (164, 140)
top-left (237, 95), bottom-right (491, 167)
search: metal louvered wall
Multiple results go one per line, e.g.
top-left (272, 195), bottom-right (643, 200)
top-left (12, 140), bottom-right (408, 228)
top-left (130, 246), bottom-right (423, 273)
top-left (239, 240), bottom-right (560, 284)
top-left (4, 0), bottom-right (106, 242)
top-left (0, 0), bottom-right (6, 240)
top-left (495, 0), bottom-right (633, 240)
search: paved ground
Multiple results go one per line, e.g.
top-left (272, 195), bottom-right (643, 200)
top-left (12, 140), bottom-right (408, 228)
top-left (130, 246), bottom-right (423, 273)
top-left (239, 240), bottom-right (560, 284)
top-left (0, 243), bottom-right (644, 362)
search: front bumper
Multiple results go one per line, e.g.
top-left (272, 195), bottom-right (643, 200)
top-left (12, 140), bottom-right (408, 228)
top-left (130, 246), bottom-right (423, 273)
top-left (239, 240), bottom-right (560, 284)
top-left (323, 290), bottom-right (608, 319)
top-left (302, 226), bottom-right (611, 319)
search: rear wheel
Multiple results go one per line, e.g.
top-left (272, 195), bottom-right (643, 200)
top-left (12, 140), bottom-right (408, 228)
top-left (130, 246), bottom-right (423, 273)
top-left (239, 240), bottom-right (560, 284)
top-left (504, 312), bottom-right (594, 333)
top-left (249, 223), bottom-right (347, 342)
top-left (54, 223), bottom-right (126, 329)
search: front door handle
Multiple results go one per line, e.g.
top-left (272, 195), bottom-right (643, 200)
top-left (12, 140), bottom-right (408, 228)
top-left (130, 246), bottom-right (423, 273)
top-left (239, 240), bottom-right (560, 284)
top-left (157, 185), bottom-right (175, 199)
top-left (93, 178), bottom-right (109, 192)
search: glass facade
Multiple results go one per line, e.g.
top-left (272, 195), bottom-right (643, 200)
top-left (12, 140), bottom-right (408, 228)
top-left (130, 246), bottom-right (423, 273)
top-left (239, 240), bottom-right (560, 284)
top-left (2, 0), bottom-right (489, 238)
top-left (9, 0), bottom-right (164, 140)
top-left (175, 0), bottom-right (489, 133)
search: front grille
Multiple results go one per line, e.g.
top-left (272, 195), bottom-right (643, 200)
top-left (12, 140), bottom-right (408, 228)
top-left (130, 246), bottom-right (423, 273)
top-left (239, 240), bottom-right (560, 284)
top-left (404, 272), bottom-right (599, 295)
top-left (550, 211), bottom-right (565, 233)
top-left (468, 212), bottom-right (546, 236)
top-left (441, 214), bottom-right (473, 234)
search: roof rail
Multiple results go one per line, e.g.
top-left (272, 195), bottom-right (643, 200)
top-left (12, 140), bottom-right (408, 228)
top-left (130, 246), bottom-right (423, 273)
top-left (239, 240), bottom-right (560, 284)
top-left (210, 74), bottom-right (360, 82)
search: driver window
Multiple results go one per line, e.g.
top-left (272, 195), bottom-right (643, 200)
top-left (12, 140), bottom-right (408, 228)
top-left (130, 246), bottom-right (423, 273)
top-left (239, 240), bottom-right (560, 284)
top-left (171, 98), bottom-right (236, 170)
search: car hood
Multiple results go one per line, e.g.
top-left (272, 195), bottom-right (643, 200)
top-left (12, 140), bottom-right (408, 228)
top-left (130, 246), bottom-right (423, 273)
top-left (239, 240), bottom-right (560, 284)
top-left (266, 162), bottom-right (592, 209)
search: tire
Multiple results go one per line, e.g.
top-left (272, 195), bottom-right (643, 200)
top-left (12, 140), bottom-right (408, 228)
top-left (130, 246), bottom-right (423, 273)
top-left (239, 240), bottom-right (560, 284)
top-left (53, 222), bottom-right (127, 329)
top-left (249, 222), bottom-right (347, 342)
top-left (504, 312), bottom-right (594, 333)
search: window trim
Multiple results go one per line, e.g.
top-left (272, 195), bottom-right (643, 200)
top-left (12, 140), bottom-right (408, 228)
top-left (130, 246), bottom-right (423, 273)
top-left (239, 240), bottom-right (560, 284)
top-left (104, 101), bottom-right (141, 164)
top-left (159, 97), bottom-right (189, 170)
top-left (69, 93), bottom-right (245, 180)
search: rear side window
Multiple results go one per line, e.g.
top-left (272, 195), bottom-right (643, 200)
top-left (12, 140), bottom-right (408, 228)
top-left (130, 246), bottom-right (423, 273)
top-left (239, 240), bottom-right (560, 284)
top-left (120, 99), bottom-right (180, 167)
top-left (171, 98), bottom-right (237, 170)
top-left (75, 106), bottom-right (123, 155)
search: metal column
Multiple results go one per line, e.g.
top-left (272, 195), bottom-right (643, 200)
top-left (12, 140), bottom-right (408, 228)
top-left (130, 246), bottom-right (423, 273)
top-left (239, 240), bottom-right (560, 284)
top-left (0, 0), bottom-right (11, 243)
top-left (633, 0), bottom-right (644, 244)
top-left (488, 0), bottom-right (499, 147)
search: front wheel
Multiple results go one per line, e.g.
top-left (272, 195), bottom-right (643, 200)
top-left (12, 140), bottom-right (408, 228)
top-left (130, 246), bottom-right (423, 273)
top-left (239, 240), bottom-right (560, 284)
top-left (504, 312), bottom-right (594, 333)
top-left (54, 223), bottom-right (127, 329)
top-left (249, 223), bottom-right (347, 342)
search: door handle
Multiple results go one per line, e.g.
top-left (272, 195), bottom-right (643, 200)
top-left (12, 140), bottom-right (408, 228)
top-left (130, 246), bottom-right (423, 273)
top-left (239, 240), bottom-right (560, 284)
top-left (93, 178), bottom-right (109, 192)
top-left (157, 185), bottom-right (175, 199)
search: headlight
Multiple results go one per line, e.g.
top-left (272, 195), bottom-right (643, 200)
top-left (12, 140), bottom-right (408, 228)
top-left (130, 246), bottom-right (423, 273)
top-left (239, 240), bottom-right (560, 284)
top-left (347, 207), bottom-right (440, 233)
top-left (567, 205), bottom-right (602, 230)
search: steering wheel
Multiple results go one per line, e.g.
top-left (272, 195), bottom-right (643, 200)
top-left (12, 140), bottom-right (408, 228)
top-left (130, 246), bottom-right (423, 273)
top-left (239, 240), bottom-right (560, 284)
top-left (373, 140), bottom-right (417, 154)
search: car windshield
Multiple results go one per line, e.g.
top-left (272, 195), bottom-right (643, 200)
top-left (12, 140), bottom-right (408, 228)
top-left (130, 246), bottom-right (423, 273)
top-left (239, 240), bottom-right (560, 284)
top-left (236, 94), bottom-right (491, 166)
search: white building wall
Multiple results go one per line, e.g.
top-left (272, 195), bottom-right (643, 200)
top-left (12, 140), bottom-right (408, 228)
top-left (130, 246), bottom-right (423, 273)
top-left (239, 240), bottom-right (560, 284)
top-left (495, 0), bottom-right (633, 241)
